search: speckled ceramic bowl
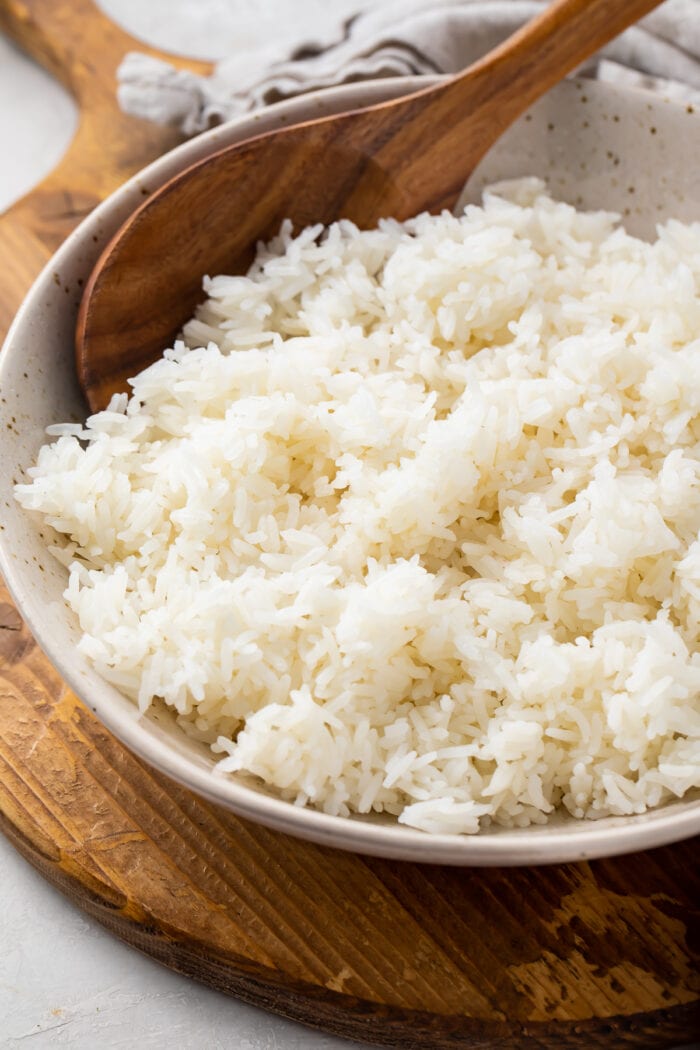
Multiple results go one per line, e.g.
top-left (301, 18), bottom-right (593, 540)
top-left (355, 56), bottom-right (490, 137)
top-left (1, 76), bottom-right (699, 865)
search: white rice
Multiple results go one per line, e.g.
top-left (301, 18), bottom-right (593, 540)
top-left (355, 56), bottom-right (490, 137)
top-left (15, 178), bottom-right (700, 834)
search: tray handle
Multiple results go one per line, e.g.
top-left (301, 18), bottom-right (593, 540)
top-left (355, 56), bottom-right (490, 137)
top-left (0, 0), bottom-right (211, 279)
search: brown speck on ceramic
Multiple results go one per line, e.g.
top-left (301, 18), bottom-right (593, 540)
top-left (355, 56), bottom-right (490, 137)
top-left (53, 273), bottom-right (60, 286)
top-left (580, 95), bottom-right (588, 103)
top-left (628, 186), bottom-right (636, 194)
top-left (650, 127), bottom-right (657, 134)
top-left (582, 120), bottom-right (589, 128)
top-left (547, 122), bottom-right (554, 131)
top-left (613, 114), bottom-right (620, 122)
top-left (687, 105), bottom-right (695, 114)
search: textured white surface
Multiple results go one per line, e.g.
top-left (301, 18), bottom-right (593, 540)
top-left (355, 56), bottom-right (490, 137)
top-left (98, 0), bottom-right (372, 60)
top-left (0, 2), bottom-right (371, 1047)
top-left (0, 842), bottom-right (349, 1049)
top-left (0, 35), bottom-right (76, 212)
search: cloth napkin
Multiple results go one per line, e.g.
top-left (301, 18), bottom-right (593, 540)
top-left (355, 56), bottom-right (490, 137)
top-left (117, 0), bottom-right (700, 136)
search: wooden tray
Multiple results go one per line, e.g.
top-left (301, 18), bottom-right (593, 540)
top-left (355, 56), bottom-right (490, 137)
top-left (0, 2), bottom-right (698, 1046)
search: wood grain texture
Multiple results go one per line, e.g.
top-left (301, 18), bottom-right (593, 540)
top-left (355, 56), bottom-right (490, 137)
top-left (75, 0), bottom-right (664, 411)
top-left (0, 1), bottom-right (699, 1047)
top-left (0, 0), bottom-right (211, 253)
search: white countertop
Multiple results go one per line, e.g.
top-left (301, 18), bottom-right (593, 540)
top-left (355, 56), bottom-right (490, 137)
top-left (0, 3), bottom-right (697, 1048)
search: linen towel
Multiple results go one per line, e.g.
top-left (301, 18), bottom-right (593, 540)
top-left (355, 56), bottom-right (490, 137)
top-left (117, 0), bottom-right (700, 135)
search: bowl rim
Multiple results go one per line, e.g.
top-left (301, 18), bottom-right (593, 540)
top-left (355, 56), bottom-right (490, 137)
top-left (2, 74), bottom-right (700, 866)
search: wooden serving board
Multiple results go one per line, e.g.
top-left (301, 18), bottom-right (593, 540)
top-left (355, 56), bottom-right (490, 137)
top-left (0, 2), bottom-right (698, 1046)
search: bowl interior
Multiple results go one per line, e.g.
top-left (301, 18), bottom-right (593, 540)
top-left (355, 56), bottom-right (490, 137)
top-left (1, 76), bottom-right (699, 864)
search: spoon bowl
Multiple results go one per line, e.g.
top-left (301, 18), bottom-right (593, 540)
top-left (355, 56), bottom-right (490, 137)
top-left (77, 0), bottom-right (663, 411)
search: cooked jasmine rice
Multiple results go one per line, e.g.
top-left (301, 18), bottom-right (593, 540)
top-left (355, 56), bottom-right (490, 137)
top-left (16, 178), bottom-right (700, 834)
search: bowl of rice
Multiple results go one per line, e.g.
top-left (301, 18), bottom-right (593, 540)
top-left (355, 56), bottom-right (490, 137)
top-left (1, 75), bottom-right (699, 865)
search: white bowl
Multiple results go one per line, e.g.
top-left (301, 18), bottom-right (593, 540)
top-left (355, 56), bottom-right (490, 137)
top-left (2, 76), bottom-right (699, 865)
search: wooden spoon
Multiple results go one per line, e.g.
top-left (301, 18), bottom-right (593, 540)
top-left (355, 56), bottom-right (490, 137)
top-left (77, 0), bottom-right (662, 412)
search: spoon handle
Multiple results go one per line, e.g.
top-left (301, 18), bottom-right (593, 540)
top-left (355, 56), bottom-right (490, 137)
top-left (375, 0), bottom-right (664, 214)
top-left (455, 0), bottom-right (664, 112)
